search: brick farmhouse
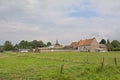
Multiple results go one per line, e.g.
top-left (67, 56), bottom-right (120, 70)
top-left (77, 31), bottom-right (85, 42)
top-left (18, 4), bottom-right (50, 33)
top-left (68, 38), bottom-right (107, 52)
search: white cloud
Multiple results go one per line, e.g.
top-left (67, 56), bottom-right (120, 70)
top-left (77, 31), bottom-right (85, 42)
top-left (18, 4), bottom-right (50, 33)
top-left (0, 0), bottom-right (120, 45)
top-left (89, 0), bottom-right (120, 17)
top-left (0, 21), bottom-right (40, 31)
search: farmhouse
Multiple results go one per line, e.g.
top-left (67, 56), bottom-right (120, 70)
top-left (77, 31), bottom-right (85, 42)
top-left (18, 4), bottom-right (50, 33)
top-left (67, 38), bottom-right (107, 52)
top-left (96, 44), bottom-right (107, 52)
top-left (78, 38), bottom-right (99, 52)
top-left (70, 42), bottom-right (78, 49)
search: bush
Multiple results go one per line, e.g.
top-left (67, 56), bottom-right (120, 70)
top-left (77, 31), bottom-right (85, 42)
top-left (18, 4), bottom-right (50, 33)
top-left (0, 46), bottom-right (4, 52)
top-left (0, 49), bottom-right (3, 52)
top-left (112, 48), bottom-right (120, 51)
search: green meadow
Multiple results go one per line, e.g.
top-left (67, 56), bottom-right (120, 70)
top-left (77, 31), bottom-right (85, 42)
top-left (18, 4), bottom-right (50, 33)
top-left (0, 52), bottom-right (120, 80)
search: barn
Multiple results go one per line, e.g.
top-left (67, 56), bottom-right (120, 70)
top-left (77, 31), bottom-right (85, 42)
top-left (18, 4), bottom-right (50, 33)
top-left (78, 38), bottom-right (99, 52)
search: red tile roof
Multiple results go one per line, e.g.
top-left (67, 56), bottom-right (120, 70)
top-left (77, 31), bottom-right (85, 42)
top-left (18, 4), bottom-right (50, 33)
top-left (70, 42), bottom-right (78, 47)
top-left (78, 38), bottom-right (95, 46)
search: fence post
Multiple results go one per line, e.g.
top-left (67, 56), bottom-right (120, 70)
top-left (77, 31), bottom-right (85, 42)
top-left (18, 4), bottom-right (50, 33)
top-left (101, 57), bottom-right (104, 69)
top-left (86, 54), bottom-right (89, 63)
top-left (114, 57), bottom-right (117, 65)
top-left (60, 64), bottom-right (64, 74)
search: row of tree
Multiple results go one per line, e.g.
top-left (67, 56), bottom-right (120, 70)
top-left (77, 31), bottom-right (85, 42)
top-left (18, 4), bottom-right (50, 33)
top-left (99, 39), bottom-right (120, 51)
top-left (0, 40), bottom-right (52, 52)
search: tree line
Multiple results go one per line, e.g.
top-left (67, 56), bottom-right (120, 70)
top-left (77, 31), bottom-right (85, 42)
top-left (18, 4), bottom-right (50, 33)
top-left (1, 39), bottom-right (120, 52)
top-left (99, 39), bottom-right (120, 51)
top-left (0, 40), bottom-right (52, 52)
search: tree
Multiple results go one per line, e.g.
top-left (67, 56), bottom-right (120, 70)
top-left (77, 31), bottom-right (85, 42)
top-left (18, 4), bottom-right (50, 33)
top-left (14, 44), bottom-right (19, 50)
top-left (46, 42), bottom-right (52, 47)
top-left (99, 39), bottom-right (106, 44)
top-left (38, 40), bottom-right (46, 47)
top-left (17, 40), bottom-right (46, 49)
top-left (0, 45), bottom-right (4, 52)
top-left (27, 42), bottom-right (33, 49)
top-left (106, 39), bottom-right (111, 51)
top-left (30, 40), bottom-right (45, 48)
top-left (18, 40), bottom-right (29, 49)
top-left (31, 40), bottom-right (38, 48)
top-left (111, 40), bottom-right (120, 48)
top-left (4, 41), bottom-right (14, 51)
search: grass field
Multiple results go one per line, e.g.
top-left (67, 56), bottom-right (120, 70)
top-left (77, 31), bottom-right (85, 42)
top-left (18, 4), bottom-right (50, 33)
top-left (0, 52), bottom-right (120, 80)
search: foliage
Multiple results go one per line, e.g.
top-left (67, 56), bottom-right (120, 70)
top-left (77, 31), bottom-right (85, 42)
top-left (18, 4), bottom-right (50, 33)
top-left (1, 40), bottom-right (48, 51)
top-left (3, 41), bottom-right (14, 51)
top-left (106, 39), bottom-right (112, 51)
top-left (111, 48), bottom-right (120, 51)
top-left (0, 46), bottom-right (4, 52)
top-left (99, 39), bottom-right (106, 44)
top-left (16, 40), bottom-right (46, 49)
top-left (47, 42), bottom-right (52, 46)
top-left (111, 40), bottom-right (120, 48)
top-left (31, 40), bottom-right (46, 48)
top-left (18, 40), bottom-right (29, 49)
top-left (14, 44), bottom-right (19, 50)
top-left (104, 39), bottom-right (120, 51)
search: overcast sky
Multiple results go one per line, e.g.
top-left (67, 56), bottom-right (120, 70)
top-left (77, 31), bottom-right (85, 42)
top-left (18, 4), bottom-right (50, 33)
top-left (0, 0), bottom-right (120, 45)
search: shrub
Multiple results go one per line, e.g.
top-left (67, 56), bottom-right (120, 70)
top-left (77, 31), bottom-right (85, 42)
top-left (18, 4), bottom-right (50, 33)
top-left (112, 48), bottom-right (120, 51)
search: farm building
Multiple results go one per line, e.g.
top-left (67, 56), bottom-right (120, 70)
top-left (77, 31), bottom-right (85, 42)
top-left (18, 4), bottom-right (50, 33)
top-left (70, 42), bottom-right (78, 49)
top-left (53, 40), bottom-right (63, 49)
top-left (95, 44), bottom-right (107, 52)
top-left (78, 38), bottom-right (99, 52)
top-left (68, 38), bottom-right (107, 52)
top-left (47, 40), bottom-right (63, 49)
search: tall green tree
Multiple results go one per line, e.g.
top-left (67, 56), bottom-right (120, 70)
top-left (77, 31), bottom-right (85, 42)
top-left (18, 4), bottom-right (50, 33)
top-left (18, 40), bottom-right (29, 49)
top-left (4, 41), bottom-right (14, 51)
top-left (14, 44), bottom-right (19, 50)
top-left (106, 39), bottom-right (111, 51)
top-left (31, 40), bottom-right (38, 48)
top-left (38, 40), bottom-right (46, 47)
top-left (31, 40), bottom-right (45, 48)
top-left (111, 40), bottom-right (120, 48)
top-left (47, 42), bottom-right (52, 47)
top-left (99, 39), bottom-right (106, 44)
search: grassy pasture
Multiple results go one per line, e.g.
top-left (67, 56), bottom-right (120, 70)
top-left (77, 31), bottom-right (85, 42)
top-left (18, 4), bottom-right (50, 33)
top-left (0, 52), bottom-right (120, 80)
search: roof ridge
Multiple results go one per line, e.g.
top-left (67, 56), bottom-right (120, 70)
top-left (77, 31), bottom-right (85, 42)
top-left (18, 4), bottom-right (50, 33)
top-left (78, 38), bottom-right (95, 46)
